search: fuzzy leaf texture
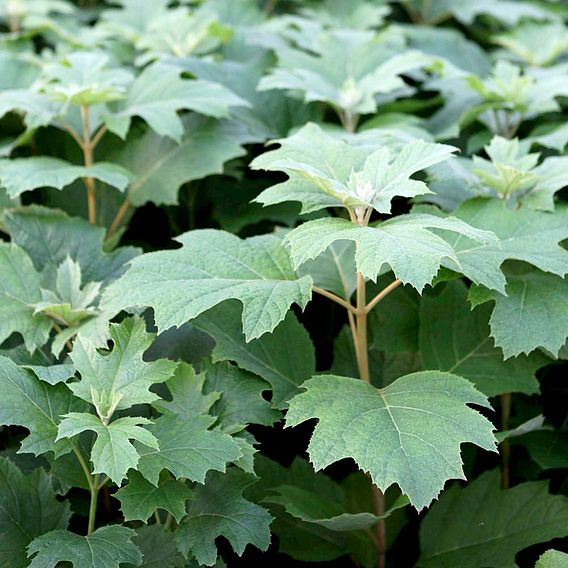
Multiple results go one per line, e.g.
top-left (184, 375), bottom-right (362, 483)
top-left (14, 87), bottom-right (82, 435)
top-left (286, 372), bottom-right (497, 510)
top-left (27, 526), bottom-right (142, 568)
top-left (102, 230), bottom-right (313, 341)
top-left (251, 123), bottom-right (456, 214)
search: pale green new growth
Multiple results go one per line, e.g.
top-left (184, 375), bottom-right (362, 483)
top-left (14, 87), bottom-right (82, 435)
top-left (286, 372), bottom-right (497, 510)
top-left (56, 413), bottom-right (159, 483)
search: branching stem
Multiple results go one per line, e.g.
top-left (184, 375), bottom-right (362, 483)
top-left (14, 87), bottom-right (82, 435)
top-left (80, 105), bottom-right (97, 224)
top-left (313, 286), bottom-right (357, 313)
top-left (106, 196), bottom-right (131, 240)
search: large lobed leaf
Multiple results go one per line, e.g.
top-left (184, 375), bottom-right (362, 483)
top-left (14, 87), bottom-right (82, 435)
top-left (286, 371), bottom-right (497, 510)
top-left (102, 230), bottom-right (313, 341)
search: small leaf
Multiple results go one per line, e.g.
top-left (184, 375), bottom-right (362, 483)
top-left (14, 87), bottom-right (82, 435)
top-left (286, 372), bottom-right (497, 510)
top-left (27, 526), bottom-right (142, 568)
top-left (116, 470), bottom-right (193, 523)
top-left (419, 470), bottom-right (568, 567)
top-left (176, 469), bottom-right (273, 566)
top-left (57, 413), bottom-right (159, 484)
top-left (68, 317), bottom-right (177, 415)
top-left (102, 230), bottom-right (313, 341)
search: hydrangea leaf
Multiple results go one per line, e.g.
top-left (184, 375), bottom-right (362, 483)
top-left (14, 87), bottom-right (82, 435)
top-left (42, 51), bottom-right (133, 106)
top-left (536, 550), bottom-right (568, 568)
top-left (264, 485), bottom-right (406, 531)
top-left (258, 30), bottom-right (432, 115)
top-left (116, 471), bottom-right (193, 523)
top-left (286, 372), bottom-right (497, 510)
top-left (176, 469), bottom-right (273, 566)
top-left (27, 526), bottom-right (142, 568)
top-left (0, 243), bottom-right (52, 352)
top-left (284, 215), bottom-right (497, 292)
top-left (470, 267), bottom-right (568, 358)
top-left (105, 63), bottom-right (248, 142)
top-left (68, 317), bottom-right (177, 415)
top-left (440, 198), bottom-right (568, 294)
top-left (56, 413), bottom-right (159, 484)
top-left (420, 281), bottom-right (548, 396)
top-left (136, 415), bottom-right (241, 485)
top-left (419, 470), bottom-right (568, 568)
top-left (128, 525), bottom-right (185, 568)
top-left (22, 363), bottom-right (75, 386)
top-left (102, 230), bottom-right (313, 342)
top-left (0, 355), bottom-right (79, 457)
top-left (113, 115), bottom-right (249, 206)
top-left (202, 360), bottom-right (280, 430)
top-left (0, 89), bottom-right (57, 130)
top-left (251, 123), bottom-right (455, 214)
top-left (3, 205), bottom-right (140, 286)
top-left (193, 302), bottom-right (315, 408)
top-left (0, 457), bottom-right (71, 568)
top-left (0, 157), bottom-right (133, 198)
top-left (515, 430), bottom-right (568, 470)
top-left (153, 363), bottom-right (220, 421)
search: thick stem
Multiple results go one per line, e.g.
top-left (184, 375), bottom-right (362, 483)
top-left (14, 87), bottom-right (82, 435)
top-left (80, 105), bottom-right (97, 225)
top-left (88, 475), bottom-right (100, 536)
top-left (500, 392), bottom-right (512, 488)
top-left (352, 270), bottom-right (385, 568)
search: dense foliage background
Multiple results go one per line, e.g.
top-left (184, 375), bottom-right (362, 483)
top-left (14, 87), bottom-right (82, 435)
top-left (1, 0), bottom-right (568, 567)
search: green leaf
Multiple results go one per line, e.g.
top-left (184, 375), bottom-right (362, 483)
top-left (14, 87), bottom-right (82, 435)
top-left (286, 372), bottom-right (497, 510)
top-left (419, 470), bottom-right (568, 568)
top-left (193, 302), bottom-right (315, 408)
top-left (0, 157), bottom-right (133, 198)
top-left (42, 51), bottom-right (133, 106)
top-left (4, 205), bottom-right (140, 286)
top-left (137, 415), bottom-right (241, 485)
top-left (116, 470), bottom-right (193, 523)
top-left (106, 63), bottom-right (247, 142)
top-left (471, 267), bottom-right (568, 357)
top-left (153, 363), bottom-right (220, 421)
top-left (0, 355), bottom-right (79, 456)
top-left (27, 526), bottom-right (142, 568)
top-left (127, 525), bottom-right (185, 568)
top-left (102, 230), bottom-right (313, 341)
top-left (0, 243), bottom-right (52, 351)
top-left (441, 198), bottom-right (568, 294)
top-left (57, 412), bottom-right (159, 484)
top-left (265, 485), bottom-right (406, 531)
top-left (203, 360), bottom-right (280, 430)
top-left (251, 123), bottom-right (455, 214)
top-left (0, 457), bottom-right (71, 568)
top-left (113, 115), bottom-right (248, 206)
top-left (258, 30), bottom-right (432, 115)
top-left (176, 469), bottom-right (273, 566)
top-left (515, 430), bottom-right (568, 470)
top-left (68, 316), bottom-right (177, 416)
top-left (420, 280), bottom-right (547, 396)
top-left (284, 214), bottom-right (497, 292)
top-left (23, 363), bottom-right (75, 385)
top-left (536, 550), bottom-right (568, 568)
